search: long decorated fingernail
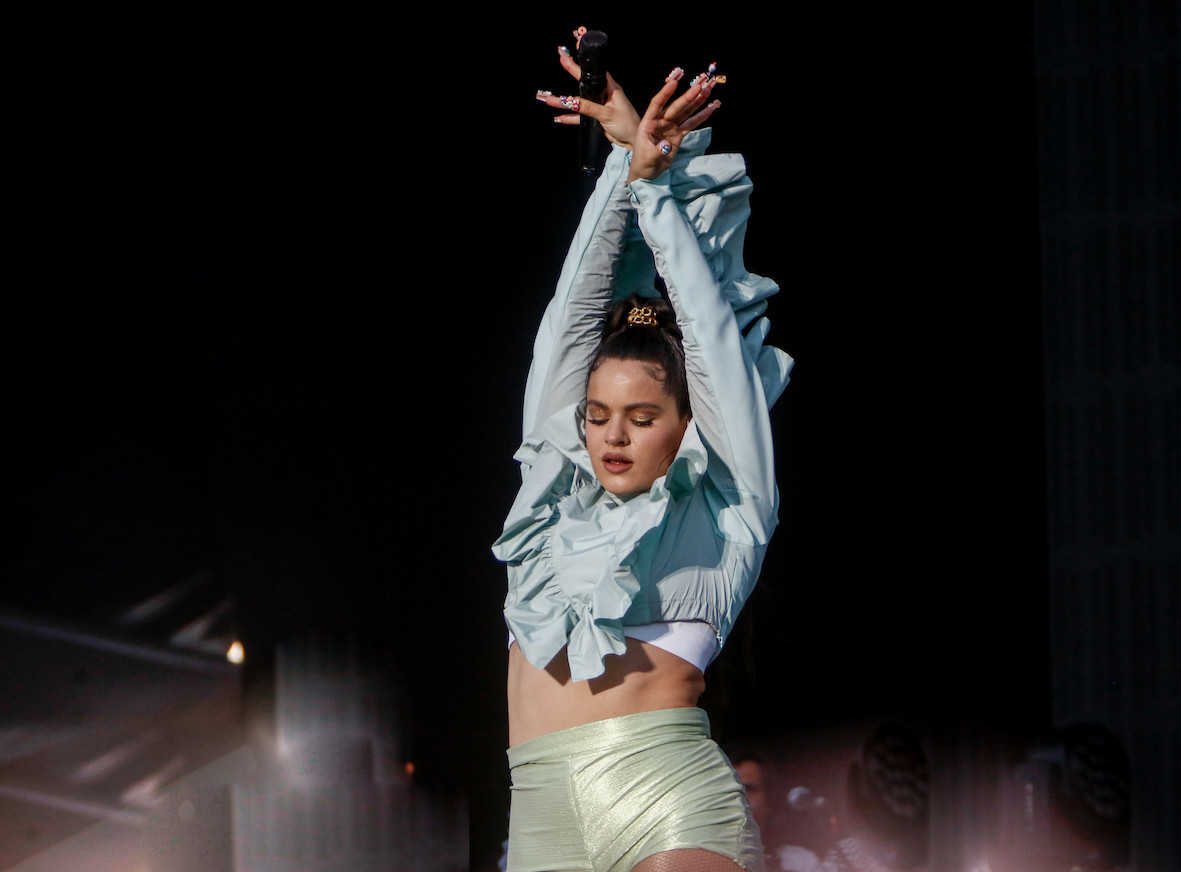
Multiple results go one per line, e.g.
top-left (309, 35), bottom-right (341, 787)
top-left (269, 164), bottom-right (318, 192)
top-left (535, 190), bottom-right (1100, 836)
top-left (658, 140), bottom-right (672, 155)
top-left (700, 78), bottom-right (715, 95)
top-left (666, 67), bottom-right (684, 82)
top-left (708, 61), bottom-right (718, 75)
top-left (559, 96), bottom-right (580, 112)
top-left (536, 90), bottom-right (553, 101)
top-left (559, 45), bottom-right (571, 57)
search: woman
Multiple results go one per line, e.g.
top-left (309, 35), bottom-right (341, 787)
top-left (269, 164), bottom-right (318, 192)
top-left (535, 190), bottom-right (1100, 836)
top-left (493, 38), bottom-right (793, 872)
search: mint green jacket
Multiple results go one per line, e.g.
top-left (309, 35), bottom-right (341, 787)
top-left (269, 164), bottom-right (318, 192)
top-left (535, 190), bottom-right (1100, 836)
top-left (493, 132), bottom-right (793, 682)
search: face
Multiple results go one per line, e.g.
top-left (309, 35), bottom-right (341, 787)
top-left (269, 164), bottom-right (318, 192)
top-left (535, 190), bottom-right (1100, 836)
top-left (734, 760), bottom-right (767, 825)
top-left (585, 357), bottom-right (690, 496)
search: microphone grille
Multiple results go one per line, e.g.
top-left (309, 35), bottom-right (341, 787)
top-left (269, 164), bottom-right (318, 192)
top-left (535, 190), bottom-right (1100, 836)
top-left (578, 30), bottom-right (608, 75)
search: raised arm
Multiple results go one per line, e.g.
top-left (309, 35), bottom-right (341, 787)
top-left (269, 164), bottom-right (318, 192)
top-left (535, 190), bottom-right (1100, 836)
top-left (627, 78), bottom-right (793, 542)
top-left (523, 55), bottom-right (721, 438)
top-left (520, 150), bottom-right (632, 437)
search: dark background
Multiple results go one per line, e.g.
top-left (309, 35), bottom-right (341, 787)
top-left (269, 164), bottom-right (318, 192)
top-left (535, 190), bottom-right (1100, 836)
top-left (4, 13), bottom-right (1046, 865)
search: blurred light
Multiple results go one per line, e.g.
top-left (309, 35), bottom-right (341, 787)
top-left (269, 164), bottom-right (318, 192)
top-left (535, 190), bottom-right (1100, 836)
top-left (121, 755), bottom-right (187, 808)
top-left (119, 574), bottom-right (207, 626)
top-left (227, 640), bottom-right (245, 664)
top-left (787, 785), bottom-right (826, 810)
top-left (404, 761), bottom-right (415, 778)
top-left (72, 732), bottom-right (159, 783)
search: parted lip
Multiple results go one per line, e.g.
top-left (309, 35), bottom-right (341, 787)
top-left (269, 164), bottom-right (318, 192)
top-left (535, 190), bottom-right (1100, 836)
top-left (601, 452), bottom-right (632, 464)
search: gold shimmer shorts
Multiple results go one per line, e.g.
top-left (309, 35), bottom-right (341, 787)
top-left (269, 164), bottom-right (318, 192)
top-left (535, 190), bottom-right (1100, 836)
top-left (505, 708), bottom-right (763, 872)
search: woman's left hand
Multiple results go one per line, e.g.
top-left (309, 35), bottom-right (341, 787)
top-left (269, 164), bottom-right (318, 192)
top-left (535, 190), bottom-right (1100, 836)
top-left (627, 68), bottom-right (721, 184)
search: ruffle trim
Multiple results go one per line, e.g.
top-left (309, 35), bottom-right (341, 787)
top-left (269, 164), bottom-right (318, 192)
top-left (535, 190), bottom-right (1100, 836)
top-left (498, 402), bottom-right (709, 680)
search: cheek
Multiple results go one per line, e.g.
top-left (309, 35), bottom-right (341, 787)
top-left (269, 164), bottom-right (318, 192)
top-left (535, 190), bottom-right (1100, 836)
top-left (653, 427), bottom-right (687, 470)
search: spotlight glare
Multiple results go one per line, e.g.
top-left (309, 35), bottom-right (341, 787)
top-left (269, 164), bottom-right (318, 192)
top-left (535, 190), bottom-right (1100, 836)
top-left (227, 640), bottom-right (245, 664)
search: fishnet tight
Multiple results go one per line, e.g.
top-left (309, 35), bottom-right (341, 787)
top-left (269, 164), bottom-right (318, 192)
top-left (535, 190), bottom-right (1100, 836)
top-left (630, 849), bottom-right (747, 871)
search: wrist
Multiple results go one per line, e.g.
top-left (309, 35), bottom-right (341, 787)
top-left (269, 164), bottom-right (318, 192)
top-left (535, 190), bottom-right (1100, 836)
top-left (627, 163), bottom-right (661, 185)
top-left (627, 158), bottom-right (659, 184)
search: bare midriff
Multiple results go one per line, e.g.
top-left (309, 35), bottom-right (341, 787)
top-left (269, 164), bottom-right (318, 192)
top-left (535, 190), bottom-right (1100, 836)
top-left (508, 638), bottom-right (707, 747)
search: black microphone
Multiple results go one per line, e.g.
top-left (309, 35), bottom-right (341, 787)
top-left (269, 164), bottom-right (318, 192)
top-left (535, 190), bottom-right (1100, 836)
top-left (577, 29), bottom-right (609, 176)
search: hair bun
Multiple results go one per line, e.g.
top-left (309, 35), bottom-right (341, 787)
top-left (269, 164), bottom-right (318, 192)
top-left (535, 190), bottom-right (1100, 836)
top-left (626, 305), bottom-right (659, 327)
top-left (590, 293), bottom-right (690, 416)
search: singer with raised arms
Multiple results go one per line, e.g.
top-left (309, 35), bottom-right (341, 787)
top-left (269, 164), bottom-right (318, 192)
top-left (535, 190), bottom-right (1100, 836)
top-left (494, 28), bottom-right (793, 872)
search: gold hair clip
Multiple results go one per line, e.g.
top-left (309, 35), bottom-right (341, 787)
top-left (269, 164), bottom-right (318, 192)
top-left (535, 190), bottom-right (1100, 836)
top-left (627, 306), bottom-right (658, 327)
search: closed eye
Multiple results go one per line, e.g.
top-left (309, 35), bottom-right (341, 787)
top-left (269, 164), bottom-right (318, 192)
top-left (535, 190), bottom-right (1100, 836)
top-left (586, 416), bottom-right (655, 427)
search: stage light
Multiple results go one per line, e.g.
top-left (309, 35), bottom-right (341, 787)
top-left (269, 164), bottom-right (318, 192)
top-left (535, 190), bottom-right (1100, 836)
top-left (226, 640), bottom-right (245, 664)
top-left (998, 722), bottom-right (1131, 871)
top-left (839, 722), bottom-right (931, 870)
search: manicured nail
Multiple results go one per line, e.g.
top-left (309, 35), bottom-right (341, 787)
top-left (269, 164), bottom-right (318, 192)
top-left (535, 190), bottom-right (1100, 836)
top-left (658, 140), bottom-right (672, 155)
top-left (559, 96), bottom-right (580, 111)
top-left (559, 45), bottom-right (571, 57)
top-left (536, 90), bottom-right (553, 101)
top-left (708, 61), bottom-right (718, 75)
top-left (666, 67), bottom-right (684, 82)
top-left (700, 79), bottom-right (715, 95)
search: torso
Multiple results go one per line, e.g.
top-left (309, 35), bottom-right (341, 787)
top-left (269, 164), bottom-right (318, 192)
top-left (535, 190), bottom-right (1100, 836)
top-left (507, 638), bottom-right (707, 747)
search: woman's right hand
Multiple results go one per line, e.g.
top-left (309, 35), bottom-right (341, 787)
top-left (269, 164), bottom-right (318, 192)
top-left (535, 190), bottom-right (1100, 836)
top-left (536, 39), bottom-right (641, 149)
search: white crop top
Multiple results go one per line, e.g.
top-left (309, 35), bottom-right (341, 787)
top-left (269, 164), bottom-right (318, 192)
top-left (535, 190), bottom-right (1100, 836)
top-left (508, 621), bottom-right (718, 673)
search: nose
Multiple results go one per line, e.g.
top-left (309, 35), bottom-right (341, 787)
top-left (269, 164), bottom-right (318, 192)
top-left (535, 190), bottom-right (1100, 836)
top-left (604, 417), bottom-right (628, 445)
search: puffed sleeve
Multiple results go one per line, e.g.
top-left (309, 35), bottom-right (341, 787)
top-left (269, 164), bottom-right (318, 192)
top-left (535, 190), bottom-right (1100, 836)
top-left (628, 129), bottom-right (793, 544)
top-left (521, 145), bottom-right (657, 438)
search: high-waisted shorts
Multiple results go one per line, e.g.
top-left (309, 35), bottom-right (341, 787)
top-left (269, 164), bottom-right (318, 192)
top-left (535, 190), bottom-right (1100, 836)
top-left (505, 708), bottom-right (764, 872)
